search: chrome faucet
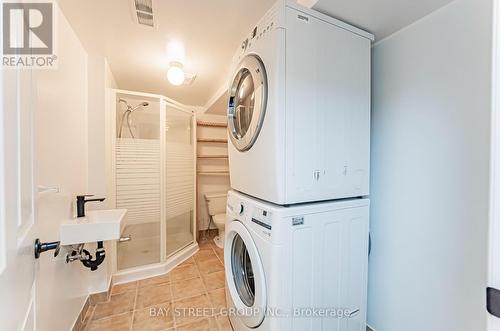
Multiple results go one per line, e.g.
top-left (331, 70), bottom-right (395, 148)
top-left (76, 195), bottom-right (105, 218)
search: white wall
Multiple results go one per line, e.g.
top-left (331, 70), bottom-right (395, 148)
top-left (87, 56), bottom-right (118, 292)
top-left (88, 56), bottom-right (117, 199)
top-left (368, 0), bottom-right (492, 330)
top-left (35, 7), bottom-right (91, 331)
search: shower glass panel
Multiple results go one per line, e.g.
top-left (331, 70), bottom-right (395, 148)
top-left (165, 104), bottom-right (195, 256)
top-left (116, 94), bottom-right (161, 270)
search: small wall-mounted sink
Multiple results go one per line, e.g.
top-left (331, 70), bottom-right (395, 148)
top-left (60, 209), bottom-right (127, 245)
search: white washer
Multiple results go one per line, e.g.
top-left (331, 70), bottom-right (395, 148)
top-left (227, 1), bottom-right (374, 205)
top-left (224, 190), bottom-right (370, 331)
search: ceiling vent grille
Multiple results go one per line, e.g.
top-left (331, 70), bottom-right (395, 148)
top-left (131, 0), bottom-right (156, 28)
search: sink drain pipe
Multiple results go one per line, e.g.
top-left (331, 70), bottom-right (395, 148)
top-left (66, 241), bottom-right (106, 271)
top-left (81, 241), bottom-right (106, 271)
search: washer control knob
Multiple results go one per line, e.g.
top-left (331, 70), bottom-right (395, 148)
top-left (239, 203), bottom-right (244, 215)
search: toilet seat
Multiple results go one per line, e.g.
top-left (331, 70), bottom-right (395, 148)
top-left (213, 214), bottom-right (226, 228)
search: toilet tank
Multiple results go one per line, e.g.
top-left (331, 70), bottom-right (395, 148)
top-left (205, 193), bottom-right (228, 216)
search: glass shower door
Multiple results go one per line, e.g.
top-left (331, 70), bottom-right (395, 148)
top-left (115, 94), bottom-right (162, 270)
top-left (165, 103), bottom-right (195, 256)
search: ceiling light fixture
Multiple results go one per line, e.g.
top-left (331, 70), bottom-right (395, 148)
top-left (165, 41), bottom-right (197, 86)
top-left (167, 61), bottom-right (185, 86)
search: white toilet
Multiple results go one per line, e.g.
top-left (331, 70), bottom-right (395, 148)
top-left (205, 192), bottom-right (227, 248)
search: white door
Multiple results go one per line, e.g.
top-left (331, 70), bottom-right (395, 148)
top-left (0, 67), bottom-right (40, 329)
top-left (489, 1), bottom-right (500, 329)
top-left (489, 101), bottom-right (500, 331)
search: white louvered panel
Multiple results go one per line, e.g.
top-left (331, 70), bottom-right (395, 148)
top-left (123, 209), bottom-right (159, 214)
top-left (125, 215), bottom-right (160, 221)
top-left (116, 184), bottom-right (159, 190)
top-left (116, 165), bottom-right (159, 170)
top-left (166, 142), bottom-right (194, 219)
top-left (123, 217), bottom-right (159, 223)
top-left (116, 201), bottom-right (160, 208)
top-left (121, 211), bottom-right (160, 218)
top-left (123, 208), bottom-right (159, 213)
top-left (124, 210), bottom-right (160, 215)
top-left (116, 200), bottom-right (160, 206)
top-left (116, 186), bottom-right (159, 192)
top-left (122, 210), bottom-right (160, 218)
top-left (116, 160), bottom-right (159, 165)
top-left (117, 174), bottom-right (159, 180)
top-left (116, 138), bottom-right (160, 225)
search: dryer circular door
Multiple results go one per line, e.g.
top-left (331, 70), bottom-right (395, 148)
top-left (224, 220), bottom-right (266, 328)
top-left (227, 54), bottom-right (268, 151)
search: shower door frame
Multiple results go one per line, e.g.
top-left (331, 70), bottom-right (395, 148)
top-left (162, 98), bottom-right (198, 259)
top-left (106, 88), bottom-right (197, 273)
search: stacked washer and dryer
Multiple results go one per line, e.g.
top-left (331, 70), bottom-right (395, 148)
top-left (223, 1), bottom-right (374, 331)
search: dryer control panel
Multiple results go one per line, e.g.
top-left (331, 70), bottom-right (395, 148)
top-left (241, 19), bottom-right (275, 52)
top-left (251, 207), bottom-right (272, 236)
top-left (236, 1), bottom-right (278, 59)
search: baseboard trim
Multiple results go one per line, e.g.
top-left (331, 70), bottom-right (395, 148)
top-left (71, 296), bottom-right (92, 331)
top-left (72, 273), bottom-right (113, 331)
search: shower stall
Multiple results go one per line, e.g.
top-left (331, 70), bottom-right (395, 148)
top-left (107, 89), bottom-right (197, 275)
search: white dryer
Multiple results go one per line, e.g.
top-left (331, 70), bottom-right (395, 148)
top-left (227, 1), bottom-right (374, 205)
top-left (224, 190), bottom-right (370, 331)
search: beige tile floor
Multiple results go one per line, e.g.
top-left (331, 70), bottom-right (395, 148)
top-left (82, 239), bottom-right (232, 331)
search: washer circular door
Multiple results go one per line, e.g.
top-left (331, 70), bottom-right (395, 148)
top-left (227, 54), bottom-right (268, 151)
top-left (224, 220), bottom-right (266, 328)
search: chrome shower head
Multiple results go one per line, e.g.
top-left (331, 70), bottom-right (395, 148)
top-left (117, 99), bottom-right (149, 138)
top-left (130, 102), bottom-right (149, 112)
top-left (118, 99), bottom-right (148, 111)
